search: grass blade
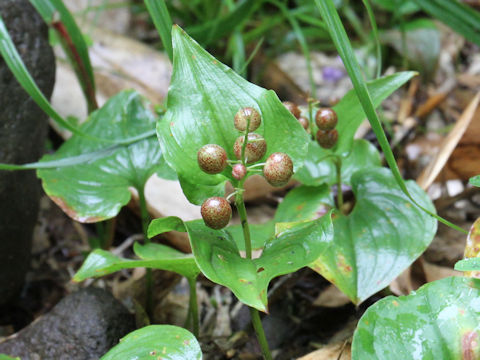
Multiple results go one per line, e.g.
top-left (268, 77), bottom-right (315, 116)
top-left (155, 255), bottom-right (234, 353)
top-left (314, 0), bottom-right (467, 234)
top-left (0, 129), bottom-right (157, 171)
top-left (144, 0), bottom-right (173, 62)
top-left (412, 0), bottom-right (480, 46)
top-left (30, 0), bottom-right (98, 112)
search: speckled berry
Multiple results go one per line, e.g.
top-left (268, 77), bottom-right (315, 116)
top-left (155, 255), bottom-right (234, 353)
top-left (316, 129), bottom-right (338, 149)
top-left (232, 164), bottom-right (247, 180)
top-left (197, 144), bottom-right (228, 174)
top-left (298, 116), bottom-right (309, 130)
top-left (233, 133), bottom-right (267, 164)
top-left (315, 108), bottom-right (337, 130)
top-left (201, 197), bottom-right (232, 229)
top-left (282, 101), bottom-right (301, 119)
top-left (234, 107), bottom-right (261, 132)
top-left (263, 152), bottom-right (293, 187)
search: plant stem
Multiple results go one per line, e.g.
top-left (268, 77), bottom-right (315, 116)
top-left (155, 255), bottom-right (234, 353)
top-left (188, 277), bottom-right (199, 337)
top-left (138, 189), bottom-right (154, 318)
top-left (235, 181), bottom-right (252, 259)
top-left (250, 308), bottom-right (272, 360)
top-left (334, 156), bottom-right (344, 212)
top-left (235, 179), bottom-right (272, 360)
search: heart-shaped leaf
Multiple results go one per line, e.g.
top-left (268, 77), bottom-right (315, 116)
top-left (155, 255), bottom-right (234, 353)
top-left (100, 325), bottom-right (202, 360)
top-left (277, 167), bottom-right (437, 303)
top-left (185, 215), bottom-right (333, 311)
top-left (294, 139), bottom-right (381, 186)
top-left (352, 276), bottom-right (480, 359)
top-left (73, 242), bottom-right (200, 281)
top-left (149, 214), bottom-right (334, 311)
top-left (157, 26), bottom-right (309, 205)
top-left (38, 90), bottom-right (172, 222)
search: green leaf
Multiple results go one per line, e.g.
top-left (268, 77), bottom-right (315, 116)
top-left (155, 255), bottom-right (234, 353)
top-left (281, 168), bottom-right (437, 303)
top-left (0, 355), bottom-right (20, 360)
top-left (381, 19), bottom-right (440, 79)
top-left (274, 184), bottom-right (333, 222)
top-left (333, 72), bottom-right (416, 154)
top-left (147, 216), bottom-right (187, 238)
top-left (470, 175), bottom-right (480, 187)
top-left (227, 221), bottom-right (275, 251)
top-left (30, 0), bottom-right (97, 112)
top-left (412, 0), bottom-right (480, 47)
top-left (352, 277), bottom-right (480, 359)
top-left (371, 0), bottom-right (420, 14)
top-left (294, 139), bottom-right (381, 186)
top-left (100, 325), bottom-right (202, 360)
top-left (455, 258), bottom-right (480, 272)
top-left (73, 243), bottom-right (200, 281)
top-left (183, 214), bottom-right (333, 311)
top-left (37, 90), bottom-right (166, 222)
top-left (144, 0), bottom-right (173, 62)
top-left (157, 26), bottom-right (309, 205)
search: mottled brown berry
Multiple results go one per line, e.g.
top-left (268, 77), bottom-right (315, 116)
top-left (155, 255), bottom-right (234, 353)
top-left (263, 152), bottom-right (293, 187)
top-left (201, 197), bottom-right (232, 229)
top-left (234, 107), bottom-right (261, 132)
top-left (232, 163), bottom-right (247, 180)
top-left (316, 129), bottom-right (338, 149)
top-left (233, 133), bottom-right (267, 164)
top-left (315, 108), bottom-right (338, 130)
top-left (282, 101), bottom-right (301, 119)
top-left (197, 144), bottom-right (228, 174)
top-left (298, 116), bottom-right (309, 130)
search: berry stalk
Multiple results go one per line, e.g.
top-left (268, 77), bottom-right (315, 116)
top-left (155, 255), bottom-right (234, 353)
top-left (235, 178), bottom-right (272, 360)
top-left (187, 277), bottom-right (199, 337)
top-left (138, 189), bottom-right (154, 318)
top-left (334, 156), bottom-right (344, 212)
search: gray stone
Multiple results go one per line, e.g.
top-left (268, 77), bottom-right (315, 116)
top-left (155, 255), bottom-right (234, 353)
top-left (0, 0), bottom-right (55, 305)
top-left (0, 287), bottom-right (136, 360)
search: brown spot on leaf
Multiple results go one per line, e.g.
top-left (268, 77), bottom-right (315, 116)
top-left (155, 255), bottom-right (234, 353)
top-left (49, 196), bottom-right (105, 223)
top-left (462, 331), bottom-right (478, 360)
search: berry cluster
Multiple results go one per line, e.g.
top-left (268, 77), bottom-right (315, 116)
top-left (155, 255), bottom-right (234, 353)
top-left (282, 101), bottom-right (338, 149)
top-left (197, 107), bottom-right (294, 229)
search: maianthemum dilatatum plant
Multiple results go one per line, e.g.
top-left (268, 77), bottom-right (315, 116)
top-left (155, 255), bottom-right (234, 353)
top-left (1, 0), bottom-right (479, 358)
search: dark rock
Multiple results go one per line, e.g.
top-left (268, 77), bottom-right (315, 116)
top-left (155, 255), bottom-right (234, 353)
top-left (0, 0), bottom-right (55, 305)
top-left (0, 287), bottom-right (136, 360)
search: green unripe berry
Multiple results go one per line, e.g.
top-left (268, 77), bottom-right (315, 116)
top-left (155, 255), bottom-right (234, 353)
top-left (197, 144), bottom-right (228, 174)
top-left (282, 101), bottom-right (301, 119)
top-left (233, 133), bottom-right (267, 164)
top-left (263, 152), bottom-right (293, 187)
top-left (232, 163), bottom-right (247, 180)
top-left (298, 116), bottom-right (309, 130)
top-left (234, 107), bottom-right (261, 132)
top-left (315, 108), bottom-right (338, 130)
top-left (316, 129), bottom-right (338, 149)
top-left (201, 197), bottom-right (232, 229)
